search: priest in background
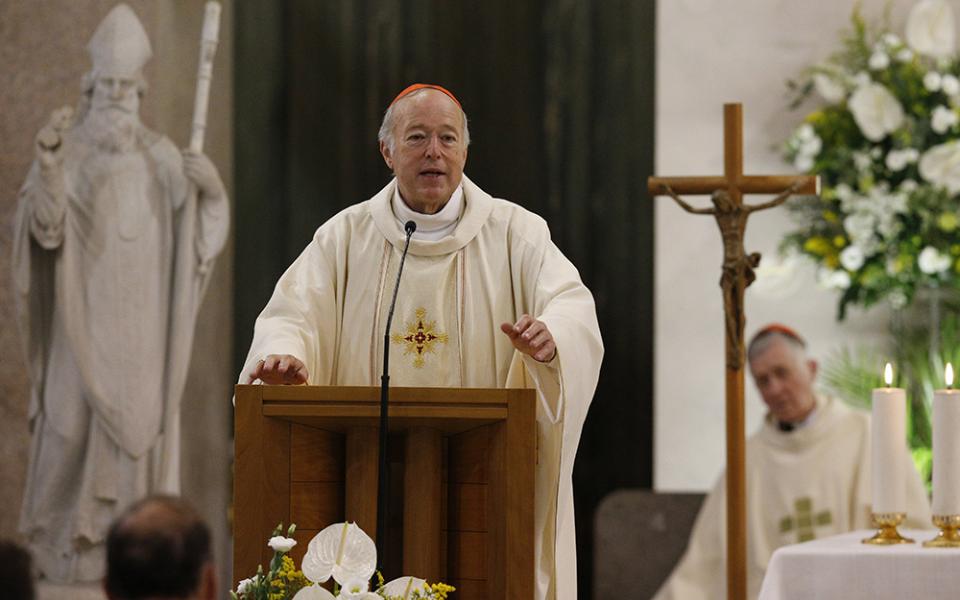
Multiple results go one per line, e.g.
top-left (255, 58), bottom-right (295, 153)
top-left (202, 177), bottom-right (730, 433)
top-left (654, 324), bottom-right (931, 600)
top-left (239, 83), bottom-right (603, 600)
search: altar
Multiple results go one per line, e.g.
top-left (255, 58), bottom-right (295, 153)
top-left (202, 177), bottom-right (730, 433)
top-left (759, 529), bottom-right (960, 600)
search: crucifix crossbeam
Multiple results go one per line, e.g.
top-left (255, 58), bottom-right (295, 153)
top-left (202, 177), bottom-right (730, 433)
top-left (648, 103), bottom-right (819, 600)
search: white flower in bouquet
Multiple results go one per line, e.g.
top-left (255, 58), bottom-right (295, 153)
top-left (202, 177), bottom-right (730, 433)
top-left (818, 268), bottom-right (852, 290)
top-left (944, 74), bottom-right (960, 96)
top-left (897, 47), bottom-right (915, 62)
top-left (813, 72), bottom-right (846, 102)
top-left (339, 577), bottom-right (380, 600)
top-left (852, 71), bottom-right (872, 87)
top-left (888, 289), bottom-right (909, 309)
top-left (885, 148), bottom-right (918, 171)
top-left (883, 33), bottom-right (902, 47)
top-left (381, 576), bottom-right (430, 599)
top-left (849, 82), bottom-right (904, 141)
top-left (301, 522), bottom-right (376, 586)
top-left (900, 178), bottom-right (919, 193)
top-left (292, 585), bottom-right (336, 600)
top-left (906, 0), bottom-right (956, 59)
top-left (869, 50), bottom-right (890, 70)
top-left (269, 536), bottom-right (298, 553)
top-left (931, 105), bottom-right (959, 134)
top-left (840, 245), bottom-right (866, 271)
top-left (236, 578), bottom-right (256, 595)
top-left (843, 211), bottom-right (880, 252)
top-left (920, 140), bottom-right (960, 192)
top-left (918, 246), bottom-right (952, 274)
top-left (924, 71), bottom-right (943, 91)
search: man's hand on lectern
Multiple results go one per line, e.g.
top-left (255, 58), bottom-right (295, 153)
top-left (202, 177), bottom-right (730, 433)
top-left (247, 354), bottom-right (309, 385)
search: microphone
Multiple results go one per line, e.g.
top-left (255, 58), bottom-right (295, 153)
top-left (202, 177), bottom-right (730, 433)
top-left (376, 219), bottom-right (416, 572)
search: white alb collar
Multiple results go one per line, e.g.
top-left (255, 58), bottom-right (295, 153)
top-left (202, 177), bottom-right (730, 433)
top-left (392, 184), bottom-right (464, 241)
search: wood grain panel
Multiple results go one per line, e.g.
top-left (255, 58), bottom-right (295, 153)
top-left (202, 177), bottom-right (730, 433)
top-left (447, 483), bottom-right (487, 532)
top-left (290, 424), bottom-right (344, 482)
top-left (290, 482), bottom-right (344, 529)
top-left (448, 427), bottom-right (490, 484)
top-left (403, 428), bottom-right (443, 582)
top-left (447, 531), bottom-right (486, 581)
top-left (447, 579), bottom-right (486, 600)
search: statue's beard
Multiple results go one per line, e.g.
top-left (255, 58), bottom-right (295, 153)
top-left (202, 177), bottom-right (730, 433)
top-left (80, 107), bottom-right (141, 154)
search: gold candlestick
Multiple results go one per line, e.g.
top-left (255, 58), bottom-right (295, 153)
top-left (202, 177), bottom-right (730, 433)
top-left (923, 515), bottom-right (960, 548)
top-left (862, 512), bottom-right (914, 545)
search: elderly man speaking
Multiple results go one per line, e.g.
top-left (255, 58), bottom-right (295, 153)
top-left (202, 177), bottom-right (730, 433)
top-left (239, 84), bottom-right (603, 599)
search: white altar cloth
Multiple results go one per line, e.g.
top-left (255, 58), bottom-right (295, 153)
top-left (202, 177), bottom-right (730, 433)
top-left (759, 529), bottom-right (960, 600)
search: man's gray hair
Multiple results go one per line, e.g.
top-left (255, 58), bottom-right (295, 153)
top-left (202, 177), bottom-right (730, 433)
top-left (377, 88), bottom-right (470, 153)
top-left (747, 327), bottom-right (807, 363)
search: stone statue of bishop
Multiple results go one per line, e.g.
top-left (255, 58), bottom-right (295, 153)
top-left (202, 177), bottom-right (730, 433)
top-left (13, 3), bottom-right (229, 583)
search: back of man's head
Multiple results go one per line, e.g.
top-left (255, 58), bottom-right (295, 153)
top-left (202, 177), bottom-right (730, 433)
top-left (105, 495), bottom-right (213, 600)
top-left (0, 539), bottom-right (35, 600)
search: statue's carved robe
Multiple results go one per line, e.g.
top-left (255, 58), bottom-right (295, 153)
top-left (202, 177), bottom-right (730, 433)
top-left (240, 175), bottom-right (603, 600)
top-left (13, 123), bottom-right (229, 582)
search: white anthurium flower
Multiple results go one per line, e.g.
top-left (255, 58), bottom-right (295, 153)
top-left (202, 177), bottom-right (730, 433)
top-left (382, 577), bottom-right (430, 600)
top-left (813, 72), bottom-right (846, 103)
top-left (840, 245), bottom-right (866, 271)
top-left (869, 50), bottom-right (890, 70)
top-left (849, 82), bottom-right (904, 141)
top-left (924, 71), bottom-right (943, 91)
top-left (906, 0), bottom-right (956, 59)
top-left (918, 246), bottom-right (952, 274)
top-left (292, 584), bottom-right (337, 600)
top-left (920, 141), bottom-right (960, 192)
top-left (818, 268), bottom-right (852, 290)
top-left (943, 74), bottom-right (960, 96)
top-left (301, 522), bottom-right (377, 586)
top-left (931, 105), bottom-right (959, 134)
top-left (268, 536), bottom-right (297, 553)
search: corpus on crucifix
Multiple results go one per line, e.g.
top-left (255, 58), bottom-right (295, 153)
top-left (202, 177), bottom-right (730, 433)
top-left (648, 103), bottom-right (818, 600)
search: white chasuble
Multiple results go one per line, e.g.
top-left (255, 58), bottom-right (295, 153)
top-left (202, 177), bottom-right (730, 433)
top-left (242, 175), bottom-right (603, 600)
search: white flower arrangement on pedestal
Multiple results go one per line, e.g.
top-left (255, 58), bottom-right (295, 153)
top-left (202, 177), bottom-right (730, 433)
top-left (782, 0), bottom-right (960, 318)
top-left (231, 522), bottom-right (454, 600)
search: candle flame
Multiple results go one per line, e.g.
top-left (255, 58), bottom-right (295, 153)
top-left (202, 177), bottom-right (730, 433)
top-left (948, 363), bottom-right (955, 388)
top-left (884, 363), bottom-right (893, 386)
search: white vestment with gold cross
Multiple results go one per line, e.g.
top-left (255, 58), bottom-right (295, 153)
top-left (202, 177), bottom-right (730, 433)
top-left (240, 174), bottom-right (603, 600)
top-left (654, 395), bottom-right (932, 600)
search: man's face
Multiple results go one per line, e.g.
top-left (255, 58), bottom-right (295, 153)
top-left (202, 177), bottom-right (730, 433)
top-left (749, 338), bottom-right (818, 423)
top-left (380, 89), bottom-right (468, 214)
top-left (91, 75), bottom-right (140, 115)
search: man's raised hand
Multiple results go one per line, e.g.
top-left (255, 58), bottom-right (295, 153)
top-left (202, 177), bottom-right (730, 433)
top-left (247, 354), bottom-right (309, 385)
top-left (500, 314), bottom-right (557, 363)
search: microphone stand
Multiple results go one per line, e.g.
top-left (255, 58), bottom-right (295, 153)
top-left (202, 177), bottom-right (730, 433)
top-left (376, 220), bottom-right (416, 574)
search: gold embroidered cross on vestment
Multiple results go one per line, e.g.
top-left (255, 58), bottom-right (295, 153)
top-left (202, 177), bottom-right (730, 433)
top-left (391, 307), bottom-right (448, 368)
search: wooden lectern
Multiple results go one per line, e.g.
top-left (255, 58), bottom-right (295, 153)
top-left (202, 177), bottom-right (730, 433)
top-left (234, 385), bottom-right (536, 599)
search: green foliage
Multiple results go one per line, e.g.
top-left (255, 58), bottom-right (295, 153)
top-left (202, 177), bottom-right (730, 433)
top-left (822, 310), bottom-right (960, 490)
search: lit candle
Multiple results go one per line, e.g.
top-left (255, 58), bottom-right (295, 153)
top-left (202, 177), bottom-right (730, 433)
top-left (872, 363), bottom-right (907, 514)
top-left (933, 363), bottom-right (960, 516)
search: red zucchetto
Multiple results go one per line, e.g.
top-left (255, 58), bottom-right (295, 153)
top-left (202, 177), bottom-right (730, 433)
top-left (389, 83), bottom-right (462, 109)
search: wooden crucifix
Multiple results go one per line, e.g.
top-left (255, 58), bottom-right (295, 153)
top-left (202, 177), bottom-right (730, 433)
top-left (648, 103), bottom-right (819, 600)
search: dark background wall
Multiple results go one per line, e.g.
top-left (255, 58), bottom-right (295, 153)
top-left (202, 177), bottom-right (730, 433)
top-left (234, 2), bottom-right (655, 596)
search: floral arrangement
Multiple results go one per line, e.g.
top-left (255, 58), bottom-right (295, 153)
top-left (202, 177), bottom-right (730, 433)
top-left (782, 0), bottom-right (960, 318)
top-left (232, 522), bottom-right (454, 600)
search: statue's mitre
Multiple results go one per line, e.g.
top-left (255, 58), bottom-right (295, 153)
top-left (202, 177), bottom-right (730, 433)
top-left (87, 3), bottom-right (152, 77)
